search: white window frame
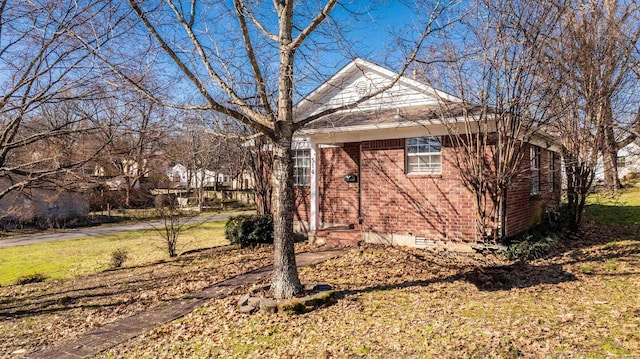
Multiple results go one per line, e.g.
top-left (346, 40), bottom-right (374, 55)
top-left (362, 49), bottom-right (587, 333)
top-left (292, 149), bottom-right (310, 186)
top-left (406, 136), bottom-right (442, 175)
top-left (530, 145), bottom-right (541, 195)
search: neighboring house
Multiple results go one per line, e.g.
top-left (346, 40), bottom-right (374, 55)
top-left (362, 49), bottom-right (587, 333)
top-left (618, 141), bottom-right (640, 179)
top-left (593, 140), bottom-right (640, 182)
top-left (166, 163), bottom-right (252, 189)
top-left (93, 159), bottom-right (148, 190)
top-left (292, 59), bottom-right (561, 249)
top-left (0, 178), bottom-right (89, 226)
top-left (618, 140), bottom-right (640, 178)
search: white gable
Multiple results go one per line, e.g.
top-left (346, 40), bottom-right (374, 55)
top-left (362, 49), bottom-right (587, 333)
top-left (294, 58), bottom-right (458, 122)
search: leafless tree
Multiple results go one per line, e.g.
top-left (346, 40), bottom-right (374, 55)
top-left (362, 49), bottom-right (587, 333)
top-left (152, 190), bottom-right (200, 257)
top-left (418, 0), bottom-right (562, 242)
top-left (78, 0), bottom-right (458, 299)
top-left (246, 134), bottom-right (274, 216)
top-left (545, 0), bottom-right (640, 191)
top-left (92, 93), bottom-right (169, 207)
top-left (176, 117), bottom-right (245, 210)
top-left (0, 1), bottom-right (125, 201)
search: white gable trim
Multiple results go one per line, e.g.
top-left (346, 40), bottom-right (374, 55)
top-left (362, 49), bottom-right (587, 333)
top-left (294, 58), bottom-right (460, 122)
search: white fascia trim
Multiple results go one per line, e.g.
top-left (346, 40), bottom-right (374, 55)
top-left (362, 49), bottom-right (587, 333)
top-left (296, 115), bottom-right (470, 136)
top-left (298, 119), bottom-right (484, 144)
top-left (529, 134), bottom-right (562, 153)
top-left (360, 60), bottom-right (461, 103)
top-left (293, 60), bottom-right (365, 117)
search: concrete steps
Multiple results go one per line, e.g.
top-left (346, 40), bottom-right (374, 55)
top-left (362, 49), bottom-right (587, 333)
top-left (314, 226), bottom-right (362, 247)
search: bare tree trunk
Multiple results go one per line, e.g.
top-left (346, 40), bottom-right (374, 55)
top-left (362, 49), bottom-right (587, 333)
top-left (125, 185), bottom-right (131, 208)
top-left (602, 146), bottom-right (621, 190)
top-left (270, 136), bottom-right (303, 299)
top-left (602, 102), bottom-right (622, 190)
top-left (268, 1), bottom-right (304, 299)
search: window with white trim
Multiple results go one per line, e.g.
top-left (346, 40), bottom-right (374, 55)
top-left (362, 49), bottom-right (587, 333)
top-left (548, 151), bottom-right (555, 192)
top-left (406, 137), bottom-right (442, 174)
top-left (618, 156), bottom-right (626, 168)
top-left (530, 145), bottom-right (541, 195)
top-left (292, 149), bottom-right (310, 186)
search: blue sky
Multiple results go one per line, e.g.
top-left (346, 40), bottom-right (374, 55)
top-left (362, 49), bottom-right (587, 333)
top-left (125, 1), bottom-right (457, 110)
top-left (293, 1), bottom-right (445, 97)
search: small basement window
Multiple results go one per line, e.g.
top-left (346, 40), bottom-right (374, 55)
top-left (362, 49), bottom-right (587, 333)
top-left (293, 149), bottom-right (310, 186)
top-left (406, 136), bottom-right (442, 174)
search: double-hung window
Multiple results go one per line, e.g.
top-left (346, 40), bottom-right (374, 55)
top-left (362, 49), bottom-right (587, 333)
top-left (406, 137), bottom-right (442, 174)
top-left (530, 145), bottom-right (541, 195)
top-left (292, 149), bottom-right (310, 186)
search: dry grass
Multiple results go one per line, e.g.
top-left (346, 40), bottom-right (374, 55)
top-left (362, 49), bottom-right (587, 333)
top-left (0, 244), bottom-right (281, 356)
top-left (99, 231), bottom-right (639, 358)
top-left (2, 224), bottom-right (639, 358)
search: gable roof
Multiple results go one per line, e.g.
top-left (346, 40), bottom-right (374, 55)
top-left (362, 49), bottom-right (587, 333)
top-left (293, 58), bottom-right (460, 123)
top-left (292, 59), bottom-right (561, 152)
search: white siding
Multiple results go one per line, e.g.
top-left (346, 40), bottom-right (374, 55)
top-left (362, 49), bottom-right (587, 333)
top-left (295, 69), bottom-right (439, 120)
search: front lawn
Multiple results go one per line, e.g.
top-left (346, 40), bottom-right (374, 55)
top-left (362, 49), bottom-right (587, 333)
top-left (585, 186), bottom-right (640, 227)
top-left (0, 244), bottom-right (278, 356)
top-left (98, 238), bottom-right (639, 358)
top-left (2, 194), bottom-right (639, 357)
top-left (0, 220), bottom-right (229, 286)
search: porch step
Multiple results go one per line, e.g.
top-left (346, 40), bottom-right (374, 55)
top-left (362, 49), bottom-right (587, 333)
top-left (314, 227), bottom-right (362, 247)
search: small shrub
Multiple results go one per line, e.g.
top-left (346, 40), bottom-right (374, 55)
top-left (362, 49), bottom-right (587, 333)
top-left (16, 273), bottom-right (47, 285)
top-left (225, 214), bottom-right (273, 248)
top-left (110, 248), bottom-right (129, 269)
top-left (503, 233), bottom-right (561, 260)
top-left (502, 205), bottom-right (572, 261)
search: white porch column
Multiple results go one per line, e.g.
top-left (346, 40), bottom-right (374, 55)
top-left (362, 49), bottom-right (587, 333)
top-left (309, 141), bottom-right (319, 231)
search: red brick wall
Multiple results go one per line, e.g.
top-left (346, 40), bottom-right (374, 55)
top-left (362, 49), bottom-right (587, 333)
top-left (318, 143), bottom-right (360, 226)
top-left (505, 145), bottom-right (561, 236)
top-left (295, 139), bottom-right (562, 242)
top-left (358, 138), bottom-right (477, 242)
top-left (294, 186), bottom-right (310, 223)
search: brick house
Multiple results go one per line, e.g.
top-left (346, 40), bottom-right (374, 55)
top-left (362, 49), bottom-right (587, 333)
top-left (292, 59), bottom-right (561, 249)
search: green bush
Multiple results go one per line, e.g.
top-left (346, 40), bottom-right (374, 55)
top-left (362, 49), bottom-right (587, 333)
top-left (502, 205), bottom-right (571, 261)
top-left (225, 214), bottom-right (273, 248)
top-left (503, 232), bottom-right (561, 260)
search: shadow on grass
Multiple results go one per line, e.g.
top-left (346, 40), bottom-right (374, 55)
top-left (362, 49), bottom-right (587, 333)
top-left (0, 245), bottom-right (276, 319)
top-left (584, 204), bottom-right (640, 227)
top-left (332, 263), bottom-right (578, 302)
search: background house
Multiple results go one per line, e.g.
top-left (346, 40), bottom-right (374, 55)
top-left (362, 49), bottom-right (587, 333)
top-left (165, 163), bottom-right (253, 190)
top-left (594, 140), bottom-right (640, 183)
top-left (292, 59), bottom-right (561, 249)
top-left (0, 178), bottom-right (89, 227)
top-left (618, 140), bottom-right (640, 179)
